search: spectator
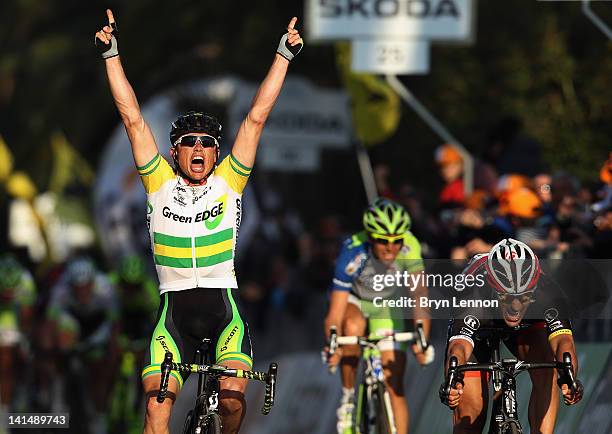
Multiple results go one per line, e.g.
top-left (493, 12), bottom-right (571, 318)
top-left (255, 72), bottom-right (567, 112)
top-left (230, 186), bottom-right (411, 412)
top-left (436, 143), bottom-right (465, 207)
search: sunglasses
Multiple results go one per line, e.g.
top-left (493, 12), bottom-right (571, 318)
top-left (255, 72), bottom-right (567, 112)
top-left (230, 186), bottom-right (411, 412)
top-left (174, 135), bottom-right (218, 148)
top-left (497, 293), bottom-right (535, 305)
top-left (371, 235), bottom-right (404, 246)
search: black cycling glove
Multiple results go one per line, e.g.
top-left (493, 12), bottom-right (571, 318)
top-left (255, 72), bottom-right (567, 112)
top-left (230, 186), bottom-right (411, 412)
top-left (277, 32), bottom-right (303, 61)
top-left (95, 22), bottom-right (119, 59)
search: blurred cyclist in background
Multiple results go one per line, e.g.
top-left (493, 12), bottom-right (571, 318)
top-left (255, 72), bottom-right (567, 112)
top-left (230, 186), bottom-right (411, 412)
top-left (441, 238), bottom-right (583, 434)
top-left (325, 198), bottom-right (433, 434)
top-left (46, 256), bottom-right (119, 433)
top-left (108, 254), bottom-right (158, 434)
top-left (0, 254), bottom-right (36, 413)
top-left (109, 254), bottom-right (158, 353)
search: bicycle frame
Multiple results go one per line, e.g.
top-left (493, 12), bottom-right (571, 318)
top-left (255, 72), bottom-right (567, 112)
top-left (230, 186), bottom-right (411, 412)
top-left (444, 339), bottom-right (577, 434)
top-left (329, 325), bottom-right (428, 434)
top-left (355, 342), bottom-right (396, 434)
top-left (193, 341), bottom-right (220, 429)
top-left (157, 342), bottom-right (277, 417)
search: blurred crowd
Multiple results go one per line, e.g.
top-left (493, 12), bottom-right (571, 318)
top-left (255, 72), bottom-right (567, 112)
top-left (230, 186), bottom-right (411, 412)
top-left (0, 128), bottom-right (610, 433)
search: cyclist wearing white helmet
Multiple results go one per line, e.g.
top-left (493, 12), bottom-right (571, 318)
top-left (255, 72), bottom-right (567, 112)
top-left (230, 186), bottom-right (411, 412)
top-left (324, 198), bottom-right (432, 434)
top-left (441, 239), bottom-right (583, 434)
top-left (46, 257), bottom-right (119, 430)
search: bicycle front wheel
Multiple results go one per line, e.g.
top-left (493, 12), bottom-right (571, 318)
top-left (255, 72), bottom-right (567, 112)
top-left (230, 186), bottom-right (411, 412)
top-left (204, 412), bottom-right (222, 434)
top-left (373, 383), bottom-right (395, 434)
top-left (503, 421), bottom-right (521, 434)
top-left (182, 410), bottom-right (195, 434)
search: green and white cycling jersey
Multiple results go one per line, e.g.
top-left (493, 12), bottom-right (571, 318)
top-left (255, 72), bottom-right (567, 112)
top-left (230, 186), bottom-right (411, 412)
top-left (138, 153), bottom-right (251, 293)
top-left (0, 269), bottom-right (36, 345)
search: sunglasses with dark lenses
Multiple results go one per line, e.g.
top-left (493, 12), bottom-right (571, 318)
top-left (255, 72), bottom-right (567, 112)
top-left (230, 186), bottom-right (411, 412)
top-left (175, 135), bottom-right (218, 148)
top-left (372, 237), bottom-right (404, 246)
top-left (497, 293), bottom-right (535, 305)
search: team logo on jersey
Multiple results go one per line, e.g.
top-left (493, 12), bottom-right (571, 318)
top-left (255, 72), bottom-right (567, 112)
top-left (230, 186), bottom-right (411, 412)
top-left (204, 193), bottom-right (227, 230)
top-left (345, 252), bottom-right (367, 275)
top-left (544, 308), bottom-right (559, 323)
top-left (147, 202), bottom-right (153, 214)
top-left (464, 315), bottom-right (480, 330)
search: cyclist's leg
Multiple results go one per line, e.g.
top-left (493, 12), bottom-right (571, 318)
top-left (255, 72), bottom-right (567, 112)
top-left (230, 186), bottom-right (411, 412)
top-left (0, 345), bottom-right (15, 407)
top-left (142, 375), bottom-right (180, 434)
top-left (0, 312), bottom-right (20, 408)
top-left (514, 324), bottom-right (558, 434)
top-left (216, 288), bottom-right (254, 434)
top-left (341, 298), bottom-right (367, 390)
top-left (218, 360), bottom-right (250, 434)
top-left (370, 314), bottom-right (408, 434)
top-left (450, 338), bottom-right (491, 434)
top-left (141, 292), bottom-right (187, 434)
top-left (452, 375), bottom-right (488, 434)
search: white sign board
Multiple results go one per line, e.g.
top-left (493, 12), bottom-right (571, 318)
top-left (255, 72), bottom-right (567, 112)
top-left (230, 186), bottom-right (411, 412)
top-left (258, 142), bottom-right (320, 172)
top-left (352, 39), bottom-right (430, 74)
top-left (228, 77), bottom-right (351, 150)
top-left (307, 0), bottom-right (475, 42)
top-left (227, 76), bottom-right (352, 171)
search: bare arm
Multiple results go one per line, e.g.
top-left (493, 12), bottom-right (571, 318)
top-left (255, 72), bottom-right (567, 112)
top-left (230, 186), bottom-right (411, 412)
top-left (231, 17), bottom-right (303, 167)
top-left (411, 276), bottom-right (431, 338)
top-left (446, 339), bottom-right (473, 371)
top-left (324, 290), bottom-right (350, 340)
top-left (549, 333), bottom-right (578, 375)
top-left (96, 9), bottom-right (158, 168)
top-left (549, 333), bottom-right (583, 404)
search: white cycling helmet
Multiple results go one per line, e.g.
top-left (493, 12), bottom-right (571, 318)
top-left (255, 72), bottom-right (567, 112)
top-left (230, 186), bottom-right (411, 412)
top-left (485, 238), bottom-right (541, 294)
top-left (66, 257), bottom-right (96, 287)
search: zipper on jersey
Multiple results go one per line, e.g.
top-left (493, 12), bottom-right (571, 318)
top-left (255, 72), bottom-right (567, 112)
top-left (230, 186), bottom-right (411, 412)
top-left (190, 186), bottom-right (200, 287)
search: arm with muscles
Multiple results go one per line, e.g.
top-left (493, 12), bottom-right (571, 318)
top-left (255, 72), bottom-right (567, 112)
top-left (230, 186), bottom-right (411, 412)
top-left (549, 333), bottom-right (583, 405)
top-left (324, 290), bottom-right (350, 368)
top-left (440, 329), bottom-right (475, 408)
top-left (230, 17), bottom-right (303, 168)
top-left (411, 277), bottom-right (433, 365)
top-left (95, 9), bottom-right (158, 167)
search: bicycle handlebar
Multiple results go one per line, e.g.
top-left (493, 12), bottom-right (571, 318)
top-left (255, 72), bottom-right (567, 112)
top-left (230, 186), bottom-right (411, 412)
top-left (156, 352), bottom-right (173, 403)
top-left (156, 352), bottom-right (278, 415)
top-left (442, 351), bottom-right (577, 404)
top-left (261, 363), bottom-right (277, 415)
top-left (330, 323), bottom-right (428, 348)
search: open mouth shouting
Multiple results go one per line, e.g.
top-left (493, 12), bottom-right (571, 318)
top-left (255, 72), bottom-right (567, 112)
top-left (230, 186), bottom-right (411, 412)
top-left (191, 155), bottom-right (205, 173)
top-left (503, 304), bottom-right (521, 322)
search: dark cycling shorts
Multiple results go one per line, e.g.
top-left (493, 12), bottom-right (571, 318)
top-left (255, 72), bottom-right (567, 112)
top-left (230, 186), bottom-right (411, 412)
top-left (141, 288), bottom-right (252, 389)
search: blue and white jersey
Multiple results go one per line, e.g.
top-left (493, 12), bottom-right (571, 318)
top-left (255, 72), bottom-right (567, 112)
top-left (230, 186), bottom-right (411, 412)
top-left (331, 231), bottom-right (424, 301)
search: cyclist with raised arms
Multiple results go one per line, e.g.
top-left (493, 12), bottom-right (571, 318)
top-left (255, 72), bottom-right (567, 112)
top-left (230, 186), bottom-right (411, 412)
top-left (95, 9), bottom-right (303, 434)
top-left (324, 198), bottom-right (433, 434)
top-left (440, 238), bottom-right (584, 434)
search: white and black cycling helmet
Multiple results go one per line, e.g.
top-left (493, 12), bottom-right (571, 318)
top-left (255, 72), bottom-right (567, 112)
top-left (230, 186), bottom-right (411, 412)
top-left (485, 238), bottom-right (541, 294)
top-left (66, 257), bottom-right (96, 287)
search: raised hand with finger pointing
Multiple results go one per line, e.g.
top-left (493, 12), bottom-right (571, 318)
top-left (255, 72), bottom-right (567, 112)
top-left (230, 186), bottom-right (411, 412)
top-left (277, 17), bottom-right (304, 61)
top-left (95, 9), bottom-right (119, 60)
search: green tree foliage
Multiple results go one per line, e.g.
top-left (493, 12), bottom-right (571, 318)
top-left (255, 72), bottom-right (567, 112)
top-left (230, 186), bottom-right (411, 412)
top-left (403, 0), bottom-right (612, 183)
top-left (0, 0), bottom-right (610, 193)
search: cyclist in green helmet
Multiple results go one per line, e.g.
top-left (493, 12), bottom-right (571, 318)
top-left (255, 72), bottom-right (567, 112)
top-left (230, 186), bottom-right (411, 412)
top-left (324, 198), bottom-right (433, 434)
top-left (108, 255), bottom-right (159, 434)
top-left (109, 255), bottom-right (158, 347)
top-left (0, 254), bottom-right (36, 412)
